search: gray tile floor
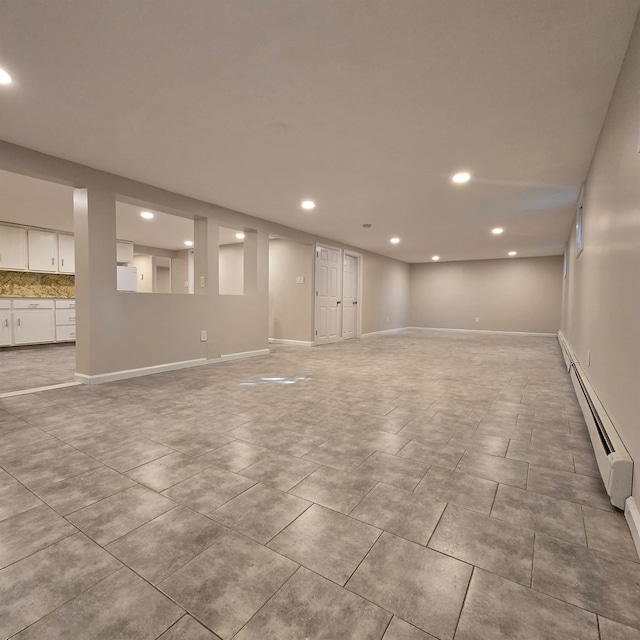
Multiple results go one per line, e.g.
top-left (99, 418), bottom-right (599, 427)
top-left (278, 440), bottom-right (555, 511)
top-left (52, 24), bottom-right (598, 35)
top-left (0, 344), bottom-right (76, 394)
top-left (1, 330), bottom-right (639, 639)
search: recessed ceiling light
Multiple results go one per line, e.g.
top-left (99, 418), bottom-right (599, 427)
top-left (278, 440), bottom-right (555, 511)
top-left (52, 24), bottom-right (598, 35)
top-left (432, 255), bottom-right (440, 261)
top-left (508, 251), bottom-right (517, 256)
top-left (0, 68), bottom-right (12, 85)
top-left (390, 237), bottom-right (400, 244)
top-left (184, 240), bottom-right (194, 247)
top-left (140, 211), bottom-right (154, 219)
top-left (235, 232), bottom-right (245, 240)
top-left (452, 172), bottom-right (471, 184)
top-left (492, 227), bottom-right (504, 235)
top-left (301, 200), bottom-right (315, 210)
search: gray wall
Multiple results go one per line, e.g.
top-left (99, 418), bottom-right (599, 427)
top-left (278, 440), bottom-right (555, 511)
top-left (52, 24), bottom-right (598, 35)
top-left (268, 239), bottom-right (314, 342)
top-left (410, 256), bottom-right (563, 333)
top-left (561, 15), bottom-right (640, 498)
top-left (362, 252), bottom-right (410, 334)
top-left (0, 141), bottom-right (411, 376)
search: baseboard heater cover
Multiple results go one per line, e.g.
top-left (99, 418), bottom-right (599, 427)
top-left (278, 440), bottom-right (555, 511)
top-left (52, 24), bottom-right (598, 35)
top-left (558, 331), bottom-right (633, 510)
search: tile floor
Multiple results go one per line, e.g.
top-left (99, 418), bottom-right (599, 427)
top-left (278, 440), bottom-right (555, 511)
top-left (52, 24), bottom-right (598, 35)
top-left (0, 330), bottom-right (639, 639)
top-left (0, 344), bottom-right (76, 394)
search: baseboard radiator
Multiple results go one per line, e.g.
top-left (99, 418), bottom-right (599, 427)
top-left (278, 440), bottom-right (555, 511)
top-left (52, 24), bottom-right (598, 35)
top-left (558, 331), bottom-right (633, 510)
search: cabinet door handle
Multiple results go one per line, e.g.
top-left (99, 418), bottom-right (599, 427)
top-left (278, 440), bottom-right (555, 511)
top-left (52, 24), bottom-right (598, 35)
top-left (16, 318), bottom-right (21, 327)
top-left (4, 319), bottom-right (7, 328)
top-left (61, 258), bottom-right (64, 266)
top-left (51, 257), bottom-right (55, 266)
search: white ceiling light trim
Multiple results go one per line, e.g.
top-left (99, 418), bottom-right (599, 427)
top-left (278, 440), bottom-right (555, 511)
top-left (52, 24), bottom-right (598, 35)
top-left (432, 255), bottom-right (440, 261)
top-left (140, 211), bottom-right (154, 219)
top-left (492, 227), bottom-right (504, 235)
top-left (390, 237), bottom-right (400, 244)
top-left (301, 200), bottom-right (315, 210)
top-left (0, 68), bottom-right (11, 84)
top-left (508, 251), bottom-right (517, 256)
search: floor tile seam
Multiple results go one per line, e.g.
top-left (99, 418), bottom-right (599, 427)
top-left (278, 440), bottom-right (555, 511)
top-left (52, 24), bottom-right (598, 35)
top-left (60, 478), bottom-right (172, 520)
top-left (534, 523), bottom-right (640, 567)
top-left (451, 565), bottom-right (476, 639)
top-left (112, 510), bottom-right (236, 587)
top-left (2, 556), bottom-right (125, 639)
top-left (526, 542), bottom-right (615, 624)
top-left (520, 482), bottom-right (613, 513)
top-left (42, 425), bottom-right (181, 474)
top-left (343, 478), bottom-right (382, 517)
top-left (3, 457), bottom-right (108, 495)
top-left (0, 517), bottom-right (80, 573)
top-left (123, 456), bottom-right (218, 493)
top-left (167, 471), bottom-right (259, 514)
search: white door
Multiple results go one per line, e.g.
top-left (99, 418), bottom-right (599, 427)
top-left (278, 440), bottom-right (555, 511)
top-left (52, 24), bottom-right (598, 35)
top-left (28, 230), bottom-right (58, 272)
top-left (0, 311), bottom-right (12, 346)
top-left (58, 234), bottom-right (75, 273)
top-left (315, 245), bottom-right (342, 344)
top-left (342, 253), bottom-right (360, 339)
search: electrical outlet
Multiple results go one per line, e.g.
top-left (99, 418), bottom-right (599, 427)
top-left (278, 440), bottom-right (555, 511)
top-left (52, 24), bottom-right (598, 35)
top-left (199, 276), bottom-right (205, 287)
top-left (295, 276), bottom-right (305, 284)
top-left (475, 317), bottom-right (480, 323)
top-left (200, 330), bottom-right (207, 342)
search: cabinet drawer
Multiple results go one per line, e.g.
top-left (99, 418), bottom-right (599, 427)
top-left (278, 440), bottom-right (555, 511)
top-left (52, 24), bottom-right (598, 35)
top-left (12, 298), bottom-right (55, 309)
top-left (55, 299), bottom-right (76, 309)
top-left (0, 299), bottom-right (10, 310)
top-left (56, 325), bottom-right (76, 341)
top-left (55, 309), bottom-right (76, 325)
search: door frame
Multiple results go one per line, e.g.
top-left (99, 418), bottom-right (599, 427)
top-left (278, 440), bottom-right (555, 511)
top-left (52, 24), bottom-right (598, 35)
top-left (342, 249), bottom-right (363, 339)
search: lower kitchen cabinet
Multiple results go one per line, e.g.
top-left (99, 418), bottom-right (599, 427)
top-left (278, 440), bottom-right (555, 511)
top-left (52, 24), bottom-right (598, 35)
top-left (0, 298), bottom-right (75, 346)
top-left (0, 307), bottom-right (11, 346)
top-left (12, 299), bottom-right (56, 345)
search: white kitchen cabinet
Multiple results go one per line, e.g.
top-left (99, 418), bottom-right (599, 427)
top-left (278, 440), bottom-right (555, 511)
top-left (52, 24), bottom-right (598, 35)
top-left (0, 300), bottom-right (11, 346)
top-left (12, 299), bottom-right (55, 345)
top-left (116, 241), bottom-right (134, 263)
top-left (28, 230), bottom-right (58, 272)
top-left (58, 234), bottom-right (75, 273)
top-left (0, 225), bottom-right (28, 270)
top-left (55, 298), bottom-right (76, 341)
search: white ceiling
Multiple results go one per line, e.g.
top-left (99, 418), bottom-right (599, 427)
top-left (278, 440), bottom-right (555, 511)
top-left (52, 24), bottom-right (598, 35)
top-left (0, 0), bottom-right (638, 262)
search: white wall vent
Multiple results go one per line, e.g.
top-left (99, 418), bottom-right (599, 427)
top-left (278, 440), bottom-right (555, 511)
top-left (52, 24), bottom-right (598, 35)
top-left (558, 331), bottom-right (633, 509)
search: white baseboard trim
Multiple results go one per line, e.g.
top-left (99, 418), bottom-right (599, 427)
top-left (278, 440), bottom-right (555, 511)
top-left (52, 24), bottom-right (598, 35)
top-left (220, 348), bottom-right (271, 361)
top-left (625, 497), bottom-right (640, 560)
top-left (406, 326), bottom-right (557, 338)
top-left (75, 358), bottom-right (208, 385)
top-left (361, 328), bottom-right (408, 338)
top-left (268, 338), bottom-right (314, 347)
top-left (0, 381), bottom-right (82, 398)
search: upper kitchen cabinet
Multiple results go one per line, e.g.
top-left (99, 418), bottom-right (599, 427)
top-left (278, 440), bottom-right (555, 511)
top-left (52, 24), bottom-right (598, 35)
top-left (58, 234), bottom-right (75, 273)
top-left (116, 241), bottom-right (134, 263)
top-left (0, 225), bottom-right (28, 270)
top-left (28, 229), bottom-right (58, 272)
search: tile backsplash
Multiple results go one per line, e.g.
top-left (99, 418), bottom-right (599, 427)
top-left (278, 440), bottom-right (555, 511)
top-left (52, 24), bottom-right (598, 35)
top-left (0, 271), bottom-right (75, 298)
